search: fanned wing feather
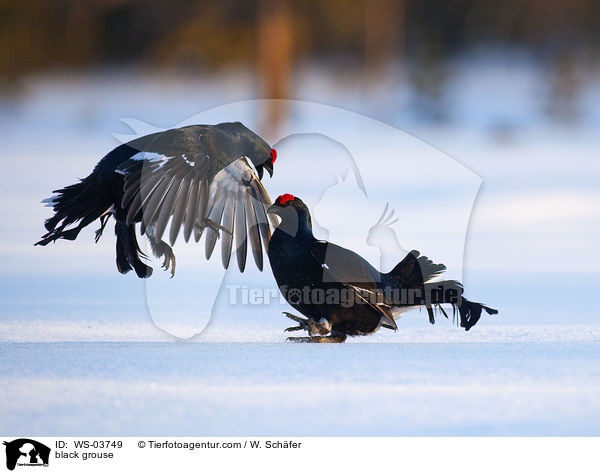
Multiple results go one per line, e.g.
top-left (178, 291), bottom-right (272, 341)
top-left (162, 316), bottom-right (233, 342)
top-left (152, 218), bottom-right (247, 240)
top-left (194, 179), bottom-right (209, 242)
top-left (142, 174), bottom-right (177, 226)
top-left (247, 179), bottom-right (272, 251)
top-left (205, 186), bottom-right (226, 259)
top-left (220, 190), bottom-right (235, 269)
top-left (116, 152), bottom-right (272, 272)
top-left (206, 157), bottom-right (271, 269)
top-left (126, 171), bottom-right (165, 224)
top-left (235, 189), bottom-right (247, 272)
top-left (154, 177), bottom-right (181, 239)
top-left (244, 192), bottom-right (263, 271)
top-left (183, 179), bottom-right (200, 242)
top-left (169, 178), bottom-right (191, 245)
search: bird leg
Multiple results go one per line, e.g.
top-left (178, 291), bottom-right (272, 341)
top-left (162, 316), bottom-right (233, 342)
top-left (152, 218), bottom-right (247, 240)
top-left (115, 221), bottom-right (153, 278)
top-left (95, 214), bottom-right (110, 243)
top-left (146, 233), bottom-right (176, 277)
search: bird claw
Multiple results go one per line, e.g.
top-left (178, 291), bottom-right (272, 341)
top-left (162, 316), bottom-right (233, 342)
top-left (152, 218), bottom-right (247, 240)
top-left (284, 325), bottom-right (305, 332)
top-left (283, 311), bottom-right (310, 332)
top-left (161, 252), bottom-right (176, 278)
top-left (154, 243), bottom-right (176, 278)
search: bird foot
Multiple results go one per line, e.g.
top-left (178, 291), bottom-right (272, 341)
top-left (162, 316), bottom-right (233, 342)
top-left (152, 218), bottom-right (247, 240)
top-left (283, 312), bottom-right (345, 342)
top-left (283, 312), bottom-right (310, 332)
top-left (160, 246), bottom-right (176, 277)
top-left (283, 312), bottom-right (334, 336)
top-left (149, 239), bottom-right (176, 277)
top-left (286, 334), bottom-right (347, 343)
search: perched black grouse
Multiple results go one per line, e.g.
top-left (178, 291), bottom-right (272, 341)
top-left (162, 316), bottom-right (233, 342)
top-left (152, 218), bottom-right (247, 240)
top-left (36, 122), bottom-right (276, 277)
top-left (267, 194), bottom-right (498, 343)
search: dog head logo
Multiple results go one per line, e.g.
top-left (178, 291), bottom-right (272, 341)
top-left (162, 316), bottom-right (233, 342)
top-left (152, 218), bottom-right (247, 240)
top-left (3, 439), bottom-right (50, 470)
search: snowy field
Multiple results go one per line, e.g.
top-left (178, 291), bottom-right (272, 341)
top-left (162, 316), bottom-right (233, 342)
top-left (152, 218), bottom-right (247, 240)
top-left (2, 333), bottom-right (600, 436)
top-left (1, 55), bottom-right (599, 436)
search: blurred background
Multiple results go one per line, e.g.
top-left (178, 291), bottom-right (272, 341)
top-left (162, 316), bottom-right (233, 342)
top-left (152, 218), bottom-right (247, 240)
top-left (2, 0), bottom-right (599, 130)
top-left (0, 0), bottom-right (599, 338)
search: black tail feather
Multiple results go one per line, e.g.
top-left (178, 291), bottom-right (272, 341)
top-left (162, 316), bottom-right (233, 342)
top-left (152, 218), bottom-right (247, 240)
top-left (38, 174), bottom-right (153, 279)
top-left (35, 178), bottom-right (110, 246)
top-left (389, 250), bottom-right (447, 287)
top-left (422, 280), bottom-right (497, 331)
top-left (456, 298), bottom-right (498, 331)
top-left (59, 227), bottom-right (83, 241)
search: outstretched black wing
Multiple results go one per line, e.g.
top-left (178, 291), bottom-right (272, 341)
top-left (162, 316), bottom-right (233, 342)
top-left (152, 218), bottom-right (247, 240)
top-left (310, 241), bottom-right (397, 330)
top-left (116, 149), bottom-right (272, 272)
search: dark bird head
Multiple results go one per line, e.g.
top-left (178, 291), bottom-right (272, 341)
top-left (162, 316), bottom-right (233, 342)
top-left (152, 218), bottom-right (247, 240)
top-left (255, 147), bottom-right (276, 180)
top-left (219, 122), bottom-right (276, 180)
top-left (267, 194), bottom-right (312, 236)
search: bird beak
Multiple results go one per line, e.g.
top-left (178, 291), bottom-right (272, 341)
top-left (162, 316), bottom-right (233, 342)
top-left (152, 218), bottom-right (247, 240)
top-left (267, 204), bottom-right (280, 215)
top-left (256, 164), bottom-right (264, 180)
top-left (264, 160), bottom-right (274, 178)
top-left (255, 161), bottom-right (273, 181)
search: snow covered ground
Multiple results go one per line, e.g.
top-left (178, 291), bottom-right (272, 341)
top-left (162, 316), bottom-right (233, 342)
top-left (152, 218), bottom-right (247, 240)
top-left (1, 54), bottom-right (599, 436)
top-left (2, 334), bottom-right (599, 436)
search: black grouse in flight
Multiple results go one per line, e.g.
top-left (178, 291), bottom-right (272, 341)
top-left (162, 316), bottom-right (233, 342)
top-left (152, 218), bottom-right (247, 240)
top-left (267, 194), bottom-right (498, 342)
top-left (36, 122), bottom-right (276, 277)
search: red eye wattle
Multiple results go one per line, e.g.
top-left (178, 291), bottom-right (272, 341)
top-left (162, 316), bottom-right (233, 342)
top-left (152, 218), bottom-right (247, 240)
top-left (277, 193), bottom-right (294, 205)
top-left (270, 148), bottom-right (277, 164)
